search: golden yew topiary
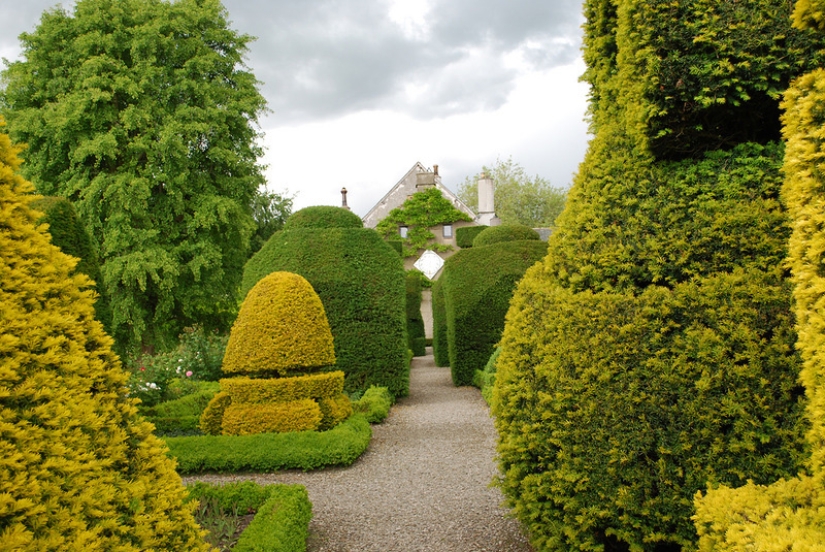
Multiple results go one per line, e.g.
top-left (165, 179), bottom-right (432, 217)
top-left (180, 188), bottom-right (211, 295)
top-left (222, 271), bottom-right (335, 376)
top-left (0, 119), bottom-right (211, 550)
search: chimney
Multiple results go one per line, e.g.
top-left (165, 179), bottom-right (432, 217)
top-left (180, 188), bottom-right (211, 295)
top-left (433, 164), bottom-right (439, 176)
top-left (476, 171), bottom-right (498, 226)
top-left (341, 187), bottom-right (350, 210)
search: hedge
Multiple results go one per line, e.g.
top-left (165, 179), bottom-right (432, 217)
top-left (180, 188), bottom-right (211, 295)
top-left (222, 399), bottom-right (323, 435)
top-left (352, 386), bottom-right (393, 424)
top-left (441, 240), bottom-right (547, 386)
top-left (187, 482), bottom-right (312, 552)
top-left (406, 270), bottom-right (427, 357)
top-left (221, 372), bottom-right (344, 404)
top-left (0, 120), bottom-right (210, 550)
top-left (455, 224), bottom-right (487, 248)
top-left (471, 224), bottom-right (540, 247)
top-left (140, 385), bottom-right (220, 435)
top-left (431, 277), bottom-right (450, 367)
top-left (166, 414), bottom-right (372, 473)
top-left (243, 228), bottom-right (409, 398)
top-left (282, 205), bottom-right (364, 230)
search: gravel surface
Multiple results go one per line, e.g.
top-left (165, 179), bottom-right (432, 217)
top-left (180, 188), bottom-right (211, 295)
top-left (184, 349), bottom-right (533, 551)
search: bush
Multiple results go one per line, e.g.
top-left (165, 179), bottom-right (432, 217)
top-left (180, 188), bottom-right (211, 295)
top-left (317, 394), bottom-right (353, 431)
top-left (282, 205), bottom-right (363, 230)
top-left (200, 391), bottom-right (231, 436)
top-left (471, 224), bottom-right (540, 247)
top-left (222, 399), bottom-right (323, 435)
top-left (352, 386), bottom-right (393, 423)
top-left (441, 240), bottom-right (547, 386)
top-left (472, 347), bottom-right (500, 407)
top-left (167, 414), bottom-right (372, 473)
top-left (406, 270), bottom-right (427, 357)
top-left (140, 383), bottom-right (220, 435)
top-left (431, 277), bottom-right (450, 367)
top-left (243, 228), bottom-right (409, 398)
top-left (455, 224), bottom-right (488, 248)
top-left (187, 482), bottom-right (312, 552)
top-left (220, 371), bottom-right (344, 403)
top-left (0, 120), bottom-right (210, 550)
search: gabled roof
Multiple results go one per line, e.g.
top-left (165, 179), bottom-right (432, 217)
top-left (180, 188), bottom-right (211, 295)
top-left (362, 162), bottom-right (477, 229)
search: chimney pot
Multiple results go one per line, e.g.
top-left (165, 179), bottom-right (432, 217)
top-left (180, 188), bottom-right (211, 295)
top-left (341, 187), bottom-right (350, 210)
top-left (433, 164), bottom-right (439, 176)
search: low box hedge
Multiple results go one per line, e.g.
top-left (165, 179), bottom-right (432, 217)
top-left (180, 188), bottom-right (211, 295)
top-left (352, 386), bottom-right (393, 423)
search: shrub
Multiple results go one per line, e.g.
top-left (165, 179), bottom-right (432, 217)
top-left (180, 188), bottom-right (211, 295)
top-left (352, 386), bottom-right (393, 423)
top-left (318, 394), bottom-right (353, 431)
top-left (220, 371), bottom-right (345, 403)
top-left (200, 391), bottom-right (232, 436)
top-left (0, 119), bottom-right (210, 550)
top-left (471, 224), bottom-right (540, 247)
top-left (406, 270), bottom-right (427, 357)
top-left (140, 383), bottom-right (220, 435)
top-left (455, 224), bottom-right (487, 248)
top-left (441, 240), bottom-right (547, 386)
top-left (472, 347), bottom-right (500, 407)
top-left (282, 205), bottom-right (363, 230)
top-left (431, 277), bottom-right (450, 367)
top-left (243, 228), bottom-right (409, 398)
top-left (221, 399), bottom-right (323, 435)
top-left (167, 414), bottom-right (372, 473)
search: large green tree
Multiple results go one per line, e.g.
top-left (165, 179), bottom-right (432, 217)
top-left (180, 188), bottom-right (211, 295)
top-left (1, 0), bottom-right (266, 353)
top-left (457, 158), bottom-right (566, 228)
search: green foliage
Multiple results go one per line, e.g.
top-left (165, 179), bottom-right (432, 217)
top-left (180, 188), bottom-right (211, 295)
top-left (224, 272), bottom-right (336, 376)
top-left (441, 240), bottom-right (547, 386)
top-left (283, 205), bottom-right (363, 230)
top-left (166, 414), bottom-right (372, 473)
top-left (472, 347), bottom-right (500, 407)
top-left (200, 391), bottom-right (231, 436)
top-left (1, 0), bottom-right (267, 354)
top-left (250, 190), bottom-right (294, 254)
top-left (140, 383), bottom-right (220, 435)
top-left (188, 482), bottom-right (312, 552)
top-left (375, 187), bottom-right (473, 257)
top-left (352, 386), bottom-right (393, 423)
top-left (222, 400), bottom-right (323, 435)
top-left (431, 277), bottom-right (450, 367)
top-left (0, 118), bottom-right (210, 550)
top-left (457, 158), bottom-right (567, 226)
top-left (406, 270), bottom-right (427, 357)
top-left (243, 228), bottom-right (409, 398)
top-left (455, 225), bottom-right (488, 248)
top-left (221, 372), bottom-right (345, 404)
top-left (472, 224), bottom-right (541, 248)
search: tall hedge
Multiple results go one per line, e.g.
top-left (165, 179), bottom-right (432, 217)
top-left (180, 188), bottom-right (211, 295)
top-left (431, 277), bottom-right (450, 367)
top-left (441, 240), bottom-right (546, 386)
top-left (242, 228), bottom-right (409, 398)
top-left (405, 270), bottom-right (427, 357)
top-left (0, 121), bottom-right (210, 550)
top-left (455, 224), bottom-right (487, 248)
top-left (492, 1), bottom-right (814, 549)
top-left (471, 224), bottom-right (539, 247)
top-left (282, 205), bottom-right (363, 230)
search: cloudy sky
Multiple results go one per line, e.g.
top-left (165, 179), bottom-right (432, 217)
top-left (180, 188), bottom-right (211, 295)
top-left (0, 0), bottom-right (590, 216)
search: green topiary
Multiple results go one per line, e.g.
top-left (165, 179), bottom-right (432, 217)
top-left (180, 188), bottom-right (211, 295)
top-left (455, 224), bottom-right (488, 248)
top-left (223, 271), bottom-right (336, 376)
top-left (243, 228), bottom-right (409, 398)
top-left (282, 205), bottom-right (364, 230)
top-left (471, 224), bottom-right (540, 247)
top-left (441, 240), bottom-right (547, 386)
top-left (0, 119), bottom-right (210, 550)
top-left (406, 270), bottom-right (427, 357)
top-left (431, 277), bottom-right (450, 367)
top-left (352, 386), bottom-right (393, 423)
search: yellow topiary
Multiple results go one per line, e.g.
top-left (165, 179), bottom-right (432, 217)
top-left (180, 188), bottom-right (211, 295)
top-left (318, 394), bottom-right (353, 431)
top-left (222, 271), bottom-right (335, 375)
top-left (220, 400), bottom-right (323, 435)
top-left (199, 391), bottom-right (231, 436)
top-left (0, 119), bottom-right (211, 550)
top-left (220, 371), bottom-right (344, 404)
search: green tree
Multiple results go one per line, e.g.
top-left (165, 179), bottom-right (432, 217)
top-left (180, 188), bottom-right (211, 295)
top-left (1, 0), bottom-right (267, 354)
top-left (457, 158), bottom-right (566, 228)
top-left (249, 189), bottom-right (293, 254)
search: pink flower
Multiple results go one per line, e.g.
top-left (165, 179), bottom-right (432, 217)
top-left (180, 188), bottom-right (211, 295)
top-left (185, 371), bottom-right (193, 377)
top-left (140, 367), bottom-right (146, 372)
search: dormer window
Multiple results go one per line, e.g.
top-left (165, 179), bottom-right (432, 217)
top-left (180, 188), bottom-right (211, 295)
top-left (399, 225), bottom-right (408, 238)
top-left (443, 224), bottom-right (453, 238)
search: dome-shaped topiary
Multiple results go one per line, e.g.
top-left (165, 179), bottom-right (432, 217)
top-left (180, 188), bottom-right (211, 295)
top-left (283, 205), bottom-right (364, 230)
top-left (223, 271), bottom-right (335, 375)
top-left (0, 120), bottom-right (210, 550)
top-left (472, 224), bottom-right (540, 247)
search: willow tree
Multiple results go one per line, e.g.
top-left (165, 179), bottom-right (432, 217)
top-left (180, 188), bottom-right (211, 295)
top-left (1, 0), bottom-right (266, 353)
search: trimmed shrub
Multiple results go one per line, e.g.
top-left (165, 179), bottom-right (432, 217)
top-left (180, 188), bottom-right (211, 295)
top-left (0, 120), bottom-right (210, 549)
top-left (223, 271), bottom-right (335, 376)
top-left (222, 400), bottom-right (323, 435)
top-left (455, 224), bottom-right (487, 248)
top-left (441, 240), bottom-right (547, 386)
top-left (140, 385), bottom-right (220, 435)
top-left (431, 277), bottom-right (450, 367)
top-left (352, 386), bottom-right (393, 423)
top-left (200, 391), bottom-right (232, 435)
top-left (167, 414), bottom-right (372, 473)
top-left (243, 228), bottom-right (409, 397)
top-left (318, 394), bottom-right (353, 431)
top-left (471, 224), bottom-right (540, 247)
top-left (221, 371), bottom-right (345, 404)
top-left (406, 270), bottom-right (427, 357)
top-left (472, 347), bottom-right (500, 407)
top-left (282, 205), bottom-right (363, 230)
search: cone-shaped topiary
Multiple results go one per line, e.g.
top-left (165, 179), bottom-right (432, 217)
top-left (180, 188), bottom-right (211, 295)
top-left (0, 120), bottom-right (210, 550)
top-left (223, 271), bottom-right (336, 376)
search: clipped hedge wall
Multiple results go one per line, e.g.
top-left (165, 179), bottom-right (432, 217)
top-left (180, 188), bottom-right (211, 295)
top-left (167, 414), bottom-right (372, 473)
top-left (0, 121), bottom-right (210, 550)
top-left (406, 270), bottom-right (427, 357)
top-left (455, 224), bottom-right (487, 248)
top-left (221, 371), bottom-right (344, 404)
top-left (223, 271), bottom-right (335, 376)
top-left (243, 228), bottom-right (409, 398)
top-left (441, 240), bottom-right (547, 386)
top-left (431, 277), bottom-right (450, 367)
top-left (471, 224), bottom-right (540, 247)
top-left (283, 205), bottom-right (363, 230)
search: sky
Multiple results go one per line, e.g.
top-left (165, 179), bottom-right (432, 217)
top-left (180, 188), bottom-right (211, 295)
top-left (0, 0), bottom-right (591, 217)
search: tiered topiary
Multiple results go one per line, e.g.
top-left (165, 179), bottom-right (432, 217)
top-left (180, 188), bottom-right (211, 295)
top-left (0, 119), bottom-right (211, 550)
top-left (282, 205), bottom-right (364, 230)
top-left (406, 270), bottom-right (427, 357)
top-left (471, 224), bottom-right (540, 247)
top-left (200, 271), bottom-right (351, 435)
top-left (242, 225), bottom-right (409, 398)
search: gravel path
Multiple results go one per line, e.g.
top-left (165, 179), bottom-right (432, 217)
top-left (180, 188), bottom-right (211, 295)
top-left (185, 349), bottom-right (533, 551)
